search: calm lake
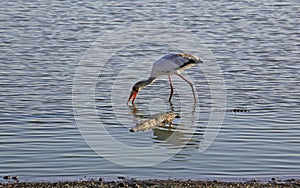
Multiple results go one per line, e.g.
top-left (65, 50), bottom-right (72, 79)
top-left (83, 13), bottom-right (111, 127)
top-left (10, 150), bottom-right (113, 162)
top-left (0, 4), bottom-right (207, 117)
top-left (0, 0), bottom-right (299, 181)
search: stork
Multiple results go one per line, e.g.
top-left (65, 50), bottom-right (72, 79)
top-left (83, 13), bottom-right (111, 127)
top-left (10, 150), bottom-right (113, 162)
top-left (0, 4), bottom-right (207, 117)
top-left (127, 53), bottom-right (203, 105)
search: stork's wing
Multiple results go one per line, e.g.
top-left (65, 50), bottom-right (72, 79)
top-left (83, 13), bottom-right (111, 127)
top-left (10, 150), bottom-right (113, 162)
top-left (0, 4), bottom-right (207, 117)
top-left (150, 53), bottom-right (197, 77)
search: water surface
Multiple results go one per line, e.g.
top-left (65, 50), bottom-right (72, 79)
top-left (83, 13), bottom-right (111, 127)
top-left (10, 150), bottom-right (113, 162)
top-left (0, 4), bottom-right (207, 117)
top-left (0, 0), bottom-right (299, 180)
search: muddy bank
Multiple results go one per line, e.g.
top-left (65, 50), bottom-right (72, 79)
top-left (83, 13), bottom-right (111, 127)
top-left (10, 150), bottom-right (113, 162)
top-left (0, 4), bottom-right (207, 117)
top-left (1, 178), bottom-right (300, 188)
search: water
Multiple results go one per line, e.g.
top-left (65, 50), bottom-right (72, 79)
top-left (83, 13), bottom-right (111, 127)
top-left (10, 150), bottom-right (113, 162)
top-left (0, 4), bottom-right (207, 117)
top-left (0, 0), bottom-right (299, 180)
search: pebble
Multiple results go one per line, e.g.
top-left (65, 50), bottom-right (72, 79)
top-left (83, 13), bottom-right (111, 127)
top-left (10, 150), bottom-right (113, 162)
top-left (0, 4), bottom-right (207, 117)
top-left (12, 176), bottom-right (18, 180)
top-left (118, 182), bottom-right (126, 187)
top-left (3, 176), bottom-right (10, 180)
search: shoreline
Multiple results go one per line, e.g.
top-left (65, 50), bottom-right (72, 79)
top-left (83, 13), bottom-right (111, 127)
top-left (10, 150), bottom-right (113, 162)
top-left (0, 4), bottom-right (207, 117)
top-left (1, 177), bottom-right (300, 188)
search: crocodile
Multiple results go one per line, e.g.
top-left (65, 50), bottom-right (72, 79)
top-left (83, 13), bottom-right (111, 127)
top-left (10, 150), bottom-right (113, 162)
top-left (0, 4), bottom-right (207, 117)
top-left (130, 112), bottom-right (179, 132)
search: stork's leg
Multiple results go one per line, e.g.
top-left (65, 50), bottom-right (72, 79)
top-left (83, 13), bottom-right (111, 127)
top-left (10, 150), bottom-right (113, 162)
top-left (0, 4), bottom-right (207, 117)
top-left (168, 75), bottom-right (174, 101)
top-left (176, 73), bottom-right (197, 103)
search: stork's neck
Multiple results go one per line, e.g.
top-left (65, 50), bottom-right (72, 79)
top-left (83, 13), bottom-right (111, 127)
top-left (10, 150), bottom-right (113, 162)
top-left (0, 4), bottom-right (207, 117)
top-left (138, 77), bottom-right (156, 89)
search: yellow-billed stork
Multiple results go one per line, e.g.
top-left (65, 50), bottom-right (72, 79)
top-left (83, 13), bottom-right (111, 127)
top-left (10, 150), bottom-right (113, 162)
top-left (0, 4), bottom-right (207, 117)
top-left (127, 53), bottom-right (203, 105)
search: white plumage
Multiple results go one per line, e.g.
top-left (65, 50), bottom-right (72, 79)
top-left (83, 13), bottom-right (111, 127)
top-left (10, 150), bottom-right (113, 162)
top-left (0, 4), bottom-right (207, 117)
top-left (151, 53), bottom-right (201, 77)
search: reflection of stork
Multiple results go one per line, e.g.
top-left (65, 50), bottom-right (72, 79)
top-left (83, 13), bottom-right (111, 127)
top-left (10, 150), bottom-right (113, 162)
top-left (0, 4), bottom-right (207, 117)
top-left (127, 53), bottom-right (203, 105)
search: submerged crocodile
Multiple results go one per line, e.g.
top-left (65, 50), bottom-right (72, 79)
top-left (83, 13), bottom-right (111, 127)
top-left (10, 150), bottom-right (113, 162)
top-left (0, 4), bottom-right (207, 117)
top-left (213, 108), bottom-right (250, 113)
top-left (130, 112), bottom-right (179, 132)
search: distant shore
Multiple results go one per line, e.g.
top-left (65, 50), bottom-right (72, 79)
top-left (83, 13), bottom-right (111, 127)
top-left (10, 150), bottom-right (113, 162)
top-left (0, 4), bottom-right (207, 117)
top-left (1, 178), bottom-right (300, 188)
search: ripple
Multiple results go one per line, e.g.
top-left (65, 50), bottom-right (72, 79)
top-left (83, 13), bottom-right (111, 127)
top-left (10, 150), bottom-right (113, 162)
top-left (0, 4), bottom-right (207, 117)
top-left (0, 0), bottom-right (299, 178)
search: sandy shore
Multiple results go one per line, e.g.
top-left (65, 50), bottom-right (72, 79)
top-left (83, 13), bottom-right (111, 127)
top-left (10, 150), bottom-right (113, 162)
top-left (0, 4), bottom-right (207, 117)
top-left (1, 178), bottom-right (300, 188)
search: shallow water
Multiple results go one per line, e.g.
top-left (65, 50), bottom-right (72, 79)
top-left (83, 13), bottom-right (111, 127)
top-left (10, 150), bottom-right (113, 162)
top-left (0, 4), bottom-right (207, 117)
top-left (0, 0), bottom-right (299, 180)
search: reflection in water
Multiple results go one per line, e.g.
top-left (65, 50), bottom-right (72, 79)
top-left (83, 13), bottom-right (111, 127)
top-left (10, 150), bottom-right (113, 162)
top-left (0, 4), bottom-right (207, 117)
top-left (153, 128), bottom-right (186, 146)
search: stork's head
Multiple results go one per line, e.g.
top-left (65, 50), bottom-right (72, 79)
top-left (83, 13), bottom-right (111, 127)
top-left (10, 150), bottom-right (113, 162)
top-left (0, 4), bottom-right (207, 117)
top-left (127, 78), bottom-right (156, 105)
top-left (127, 81), bottom-right (144, 105)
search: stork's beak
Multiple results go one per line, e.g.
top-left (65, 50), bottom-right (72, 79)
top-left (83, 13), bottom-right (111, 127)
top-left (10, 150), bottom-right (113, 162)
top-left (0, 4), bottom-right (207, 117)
top-left (127, 90), bottom-right (138, 105)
